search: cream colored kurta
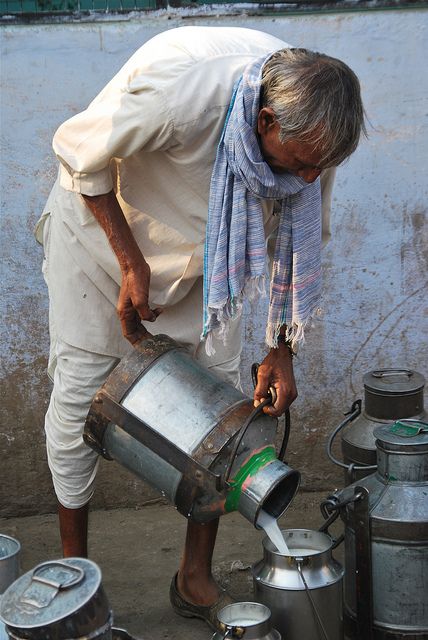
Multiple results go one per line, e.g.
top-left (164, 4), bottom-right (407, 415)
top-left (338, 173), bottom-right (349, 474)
top-left (37, 26), bottom-right (333, 358)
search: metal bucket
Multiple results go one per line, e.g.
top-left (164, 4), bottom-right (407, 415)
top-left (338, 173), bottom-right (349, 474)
top-left (0, 558), bottom-right (112, 640)
top-left (252, 529), bottom-right (344, 640)
top-left (0, 536), bottom-right (20, 595)
top-left (212, 602), bottom-right (281, 639)
top-left (84, 334), bottom-right (300, 527)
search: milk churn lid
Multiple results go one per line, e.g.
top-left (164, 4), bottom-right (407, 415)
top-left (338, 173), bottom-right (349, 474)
top-left (374, 421), bottom-right (428, 452)
top-left (363, 369), bottom-right (425, 396)
top-left (0, 558), bottom-right (102, 628)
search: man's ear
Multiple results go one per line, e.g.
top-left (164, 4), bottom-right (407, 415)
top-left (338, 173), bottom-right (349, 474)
top-left (257, 107), bottom-right (276, 135)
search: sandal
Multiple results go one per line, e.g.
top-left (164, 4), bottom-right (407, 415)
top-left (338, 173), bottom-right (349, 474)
top-left (169, 572), bottom-right (234, 631)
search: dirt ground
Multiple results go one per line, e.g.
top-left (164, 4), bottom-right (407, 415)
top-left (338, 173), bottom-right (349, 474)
top-left (0, 491), bottom-right (345, 640)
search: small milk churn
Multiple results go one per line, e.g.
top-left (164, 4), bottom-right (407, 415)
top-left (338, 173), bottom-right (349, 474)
top-left (0, 558), bottom-right (112, 640)
top-left (84, 334), bottom-right (300, 526)
top-left (252, 529), bottom-right (344, 640)
top-left (327, 368), bottom-right (426, 483)
top-left (322, 420), bottom-right (428, 640)
top-left (212, 602), bottom-right (281, 639)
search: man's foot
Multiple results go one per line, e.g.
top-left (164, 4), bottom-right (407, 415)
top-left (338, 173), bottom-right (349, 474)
top-left (169, 572), bottom-right (234, 631)
top-left (176, 569), bottom-right (220, 606)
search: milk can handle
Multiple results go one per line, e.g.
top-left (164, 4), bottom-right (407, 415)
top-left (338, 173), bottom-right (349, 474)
top-left (19, 561), bottom-right (85, 609)
top-left (326, 400), bottom-right (377, 477)
top-left (218, 625), bottom-right (244, 639)
top-left (371, 368), bottom-right (413, 378)
top-left (251, 362), bottom-right (291, 461)
top-left (223, 363), bottom-right (280, 485)
top-left (30, 561), bottom-right (84, 590)
top-left (296, 560), bottom-right (330, 640)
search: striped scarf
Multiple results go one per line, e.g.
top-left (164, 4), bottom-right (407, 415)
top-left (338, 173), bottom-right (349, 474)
top-left (202, 55), bottom-right (322, 355)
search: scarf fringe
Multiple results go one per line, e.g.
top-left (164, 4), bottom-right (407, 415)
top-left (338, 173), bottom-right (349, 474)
top-left (202, 275), bottom-right (267, 355)
top-left (265, 306), bottom-right (323, 352)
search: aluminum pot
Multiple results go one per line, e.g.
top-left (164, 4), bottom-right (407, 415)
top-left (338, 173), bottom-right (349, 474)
top-left (0, 535), bottom-right (20, 595)
top-left (84, 334), bottom-right (300, 527)
top-left (212, 602), bottom-right (281, 640)
top-left (252, 529), bottom-right (344, 640)
top-left (0, 558), bottom-right (112, 640)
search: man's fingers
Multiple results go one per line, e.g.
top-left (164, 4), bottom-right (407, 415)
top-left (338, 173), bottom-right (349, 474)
top-left (119, 308), bottom-right (146, 344)
top-left (130, 301), bottom-right (162, 322)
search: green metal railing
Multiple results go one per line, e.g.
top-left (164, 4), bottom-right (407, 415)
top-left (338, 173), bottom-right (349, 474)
top-left (0, 0), bottom-right (158, 12)
top-left (0, 0), bottom-right (426, 17)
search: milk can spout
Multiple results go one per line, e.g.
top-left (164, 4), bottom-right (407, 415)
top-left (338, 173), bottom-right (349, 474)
top-left (238, 459), bottom-right (300, 526)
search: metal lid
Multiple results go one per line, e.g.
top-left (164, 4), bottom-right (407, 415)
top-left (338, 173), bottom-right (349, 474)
top-left (0, 558), bottom-right (102, 628)
top-left (374, 421), bottom-right (428, 452)
top-left (363, 369), bottom-right (425, 396)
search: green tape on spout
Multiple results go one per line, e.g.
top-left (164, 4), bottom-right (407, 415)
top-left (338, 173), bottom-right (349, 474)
top-left (225, 446), bottom-right (276, 513)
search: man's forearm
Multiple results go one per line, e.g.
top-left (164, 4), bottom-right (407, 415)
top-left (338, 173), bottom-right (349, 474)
top-left (82, 190), bottom-right (160, 342)
top-left (82, 190), bottom-right (146, 272)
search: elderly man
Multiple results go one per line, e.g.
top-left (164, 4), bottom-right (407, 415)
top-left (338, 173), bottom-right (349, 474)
top-left (36, 25), bottom-right (365, 630)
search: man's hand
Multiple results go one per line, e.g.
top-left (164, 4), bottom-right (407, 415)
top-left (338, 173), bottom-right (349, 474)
top-left (253, 343), bottom-right (297, 417)
top-left (118, 260), bottom-right (162, 344)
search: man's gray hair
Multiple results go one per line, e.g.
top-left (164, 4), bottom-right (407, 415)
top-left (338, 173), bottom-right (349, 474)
top-left (261, 48), bottom-right (367, 167)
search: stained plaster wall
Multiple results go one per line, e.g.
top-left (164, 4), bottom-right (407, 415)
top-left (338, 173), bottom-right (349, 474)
top-left (1, 9), bottom-right (427, 517)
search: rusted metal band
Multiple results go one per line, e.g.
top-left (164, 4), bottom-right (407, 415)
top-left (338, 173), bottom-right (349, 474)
top-left (191, 399), bottom-right (255, 469)
top-left (175, 400), bottom-right (254, 519)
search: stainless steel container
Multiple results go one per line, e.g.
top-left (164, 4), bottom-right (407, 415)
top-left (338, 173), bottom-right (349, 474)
top-left (0, 558), bottom-right (112, 640)
top-left (252, 529), bottom-right (344, 640)
top-left (212, 602), bottom-right (281, 639)
top-left (327, 368), bottom-right (426, 484)
top-left (84, 334), bottom-right (300, 526)
top-left (0, 535), bottom-right (20, 595)
top-left (323, 421), bottom-right (428, 640)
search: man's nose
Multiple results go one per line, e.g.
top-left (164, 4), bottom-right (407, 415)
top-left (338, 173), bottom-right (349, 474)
top-left (298, 168), bottom-right (322, 183)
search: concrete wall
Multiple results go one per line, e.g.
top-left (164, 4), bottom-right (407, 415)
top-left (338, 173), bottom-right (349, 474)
top-left (1, 8), bottom-right (427, 517)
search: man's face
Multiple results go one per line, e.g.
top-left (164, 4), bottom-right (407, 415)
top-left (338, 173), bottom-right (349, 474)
top-left (257, 108), bottom-right (324, 183)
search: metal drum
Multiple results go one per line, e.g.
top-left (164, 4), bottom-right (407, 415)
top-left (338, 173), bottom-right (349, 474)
top-left (212, 602), bottom-right (281, 639)
top-left (252, 529), bottom-right (344, 640)
top-left (327, 368), bottom-right (426, 484)
top-left (0, 558), bottom-right (112, 640)
top-left (323, 421), bottom-right (428, 640)
top-left (84, 334), bottom-right (300, 526)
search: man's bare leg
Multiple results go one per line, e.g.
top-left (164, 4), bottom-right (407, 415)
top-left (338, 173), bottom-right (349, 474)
top-left (177, 518), bottom-right (221, 606)
top-left (58, 502), bottom-right (89, 558)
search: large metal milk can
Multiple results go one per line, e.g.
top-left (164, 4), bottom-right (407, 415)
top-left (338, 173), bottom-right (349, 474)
top-left (322, 420), bottom-right (428, 640)
top-left (84, 334), bottom-right (300, 526)
top-left (252, 529), bottom-right (344, 640)
top-left (0, 558), bottom-right (112, 640)
top-left (327, 368), bottom-right (426, 484)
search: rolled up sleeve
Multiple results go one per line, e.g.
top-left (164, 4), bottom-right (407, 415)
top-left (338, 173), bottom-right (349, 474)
top-left (53, 77), bottom-right (174, 196)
